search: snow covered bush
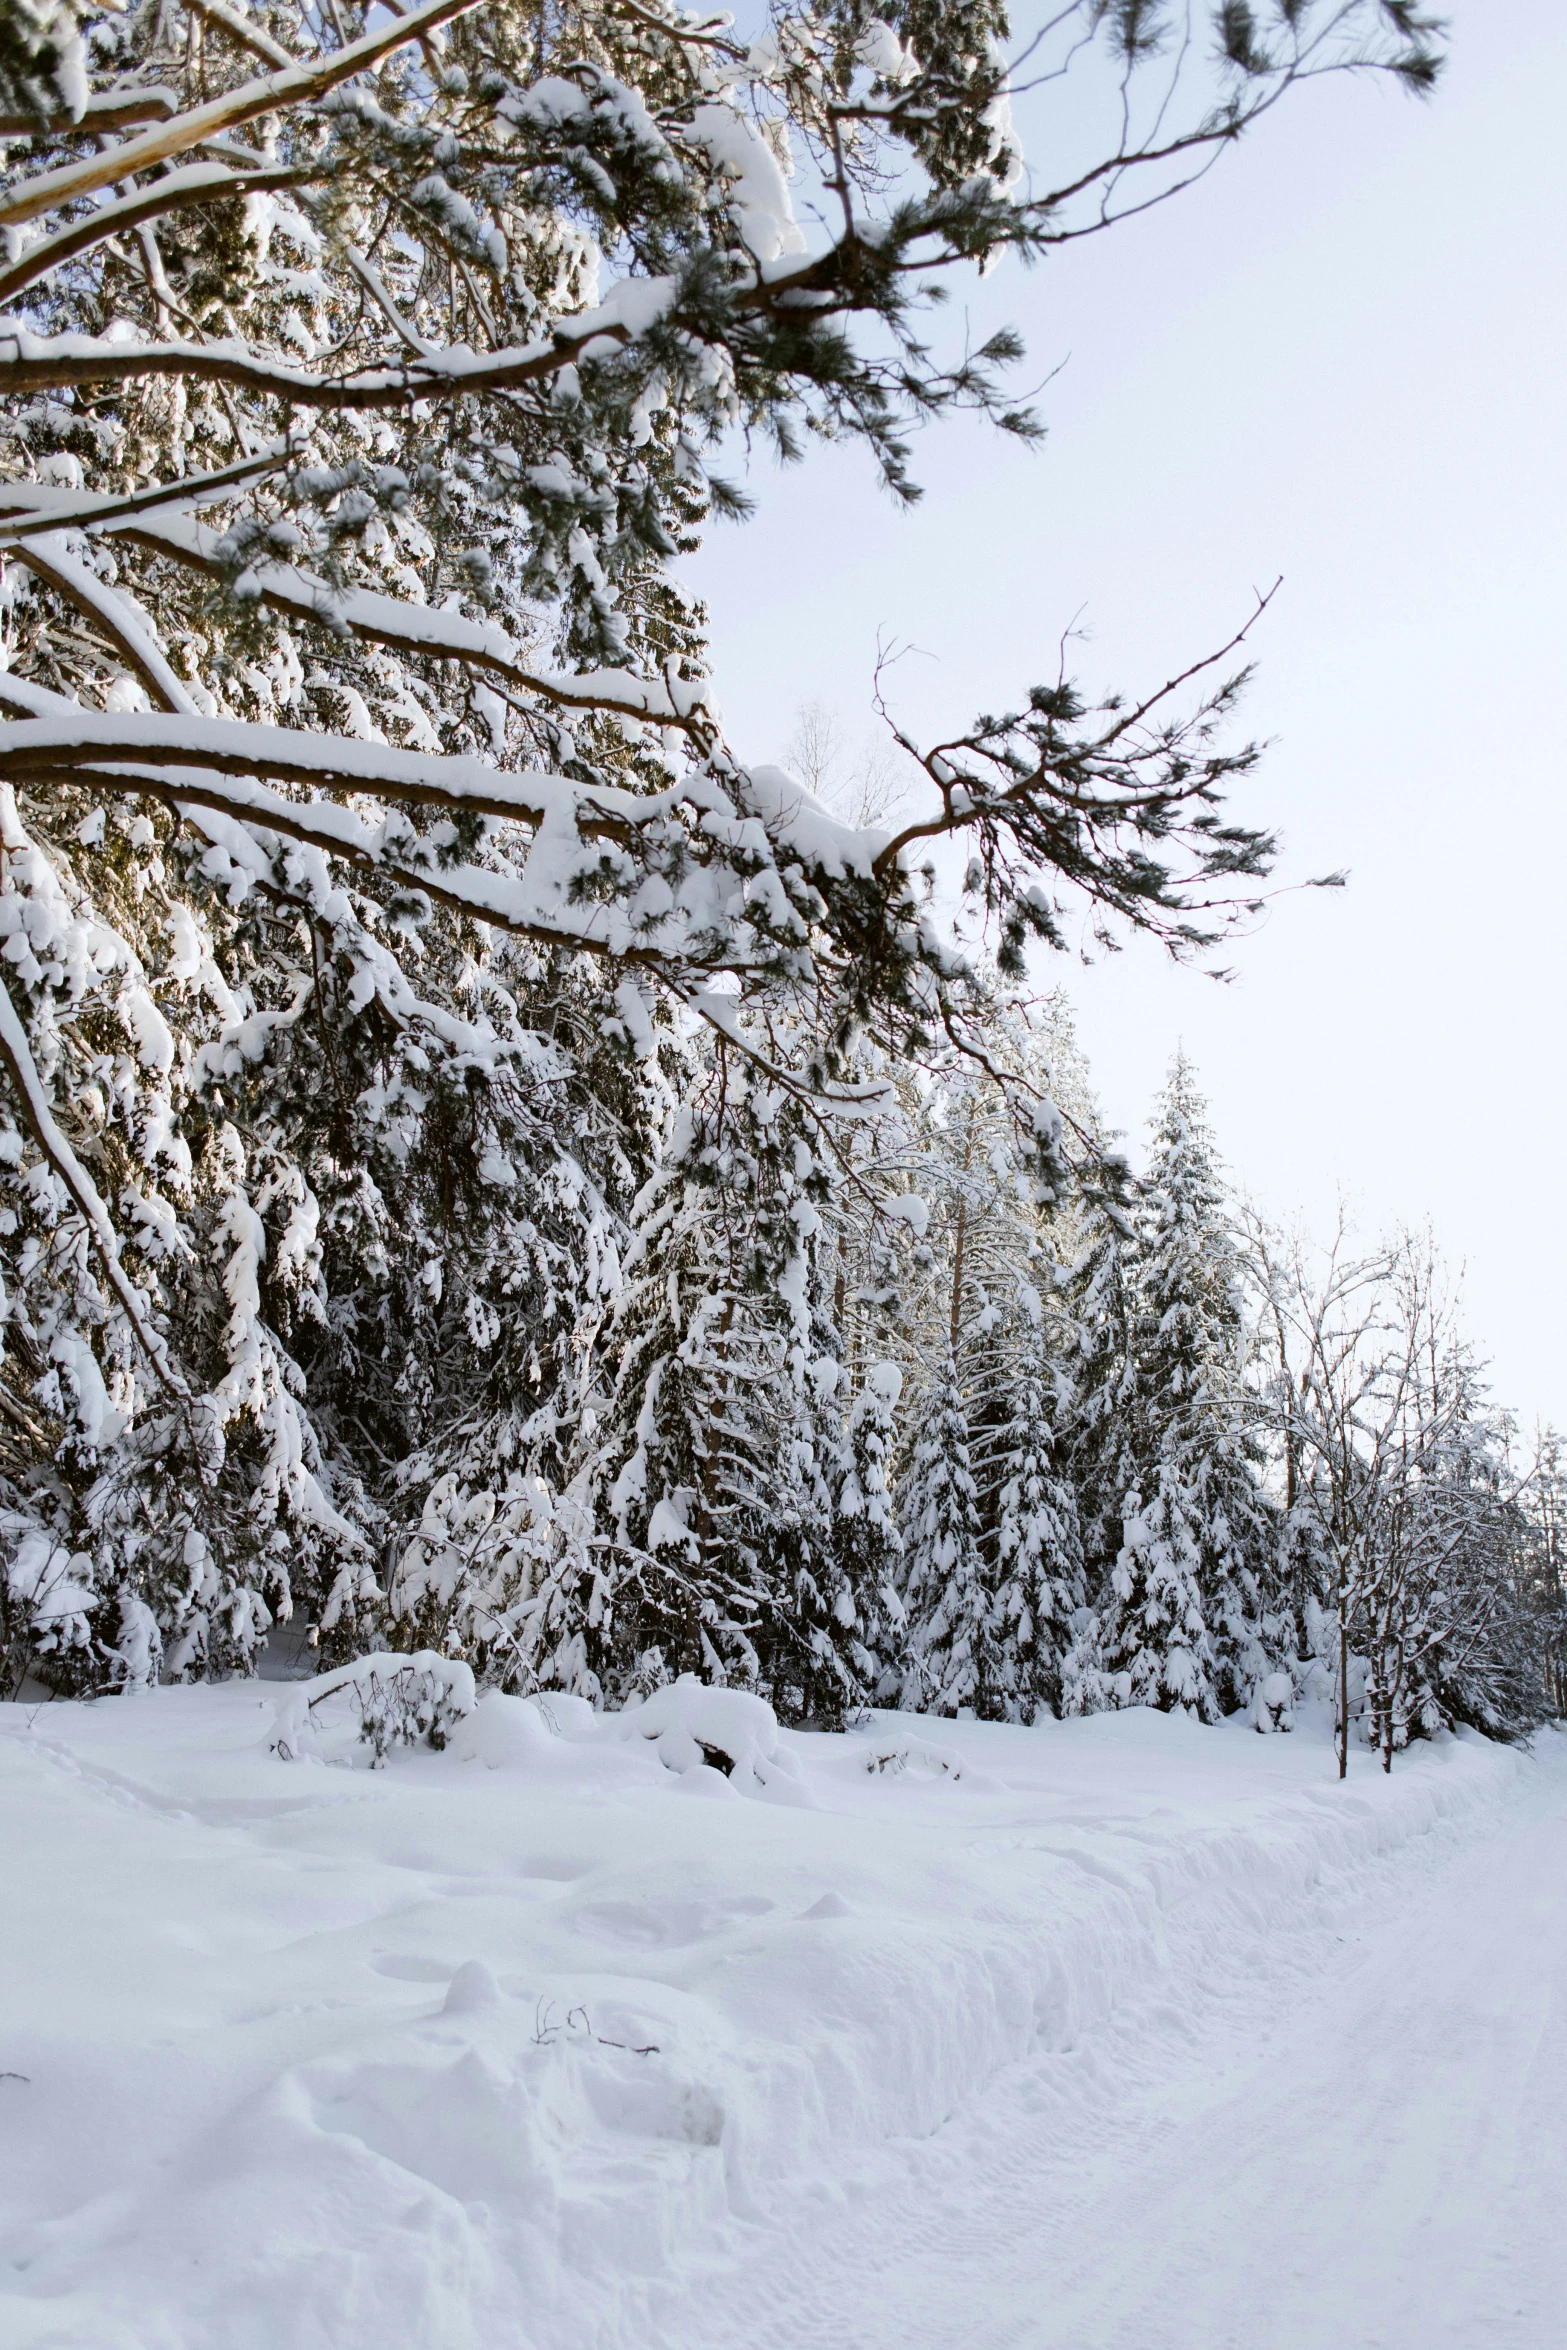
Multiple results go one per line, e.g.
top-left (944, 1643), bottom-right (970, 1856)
top-left (1251, 1671), bottom-right (1295, 1733)
top-left (271, 1652), bottom-right (476, 1766)
top-left (617, 1673), bottom-right (785, 1790)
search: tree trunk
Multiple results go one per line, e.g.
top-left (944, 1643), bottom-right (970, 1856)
top-left (948, 1192), bottom-right (967, 1358)
top-left (1337, 1560), bottom-right (1350, 1782)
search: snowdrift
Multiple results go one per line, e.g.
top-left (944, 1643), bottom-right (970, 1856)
top-left (0, 1674), bottom-right (1536, 2350)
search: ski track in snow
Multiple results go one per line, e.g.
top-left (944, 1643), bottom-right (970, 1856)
top-left (0, 1688), bottom-right (1562, 2350)
top-left (661, 1744), bottom-right (1567, 2350)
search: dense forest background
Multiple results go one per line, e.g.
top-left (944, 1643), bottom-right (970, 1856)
top-left (0, 0), bottom-right (1557, 1754)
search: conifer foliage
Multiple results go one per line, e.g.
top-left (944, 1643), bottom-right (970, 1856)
top-left (1082, 1053), bottom-right (1275, 1718)
top-left (895, 1346), bottom-right (987, 1713)
top-left (983, 1309), bottom-right (1085, 1718)
top-left (1063, 1174), bottom-right (1141, 1594)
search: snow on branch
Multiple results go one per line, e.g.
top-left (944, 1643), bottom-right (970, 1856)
top-left (113, 512), bottom-right (722, 737)
top-left (0, 162), bottom-right (310, 312)
top-left (0, 0), bottom-right (485, 229)
top-left (0, 940), bottom-right (186, 1395)
top-left (0, 87), bottom-right (178, 140)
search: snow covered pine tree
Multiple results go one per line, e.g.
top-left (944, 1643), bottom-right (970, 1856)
top-left (896, 1007), bottom-right (1084, 1721)
top-left (0, 0), bottom-right (1439, 1695)
top-left (894, 1343), bottom-right (985, 1710)
top-left (1059, 1162), bottom-right (1141, 1709)
top-left (1076, 1054), bottom-right (1276, 1720)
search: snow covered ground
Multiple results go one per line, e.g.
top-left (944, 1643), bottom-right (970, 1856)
top-left (2, 1678), bottom-right (1562, 2350)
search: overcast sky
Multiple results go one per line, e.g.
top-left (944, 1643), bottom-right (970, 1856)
top-left (682, 0), bottom-right (1567, 1432)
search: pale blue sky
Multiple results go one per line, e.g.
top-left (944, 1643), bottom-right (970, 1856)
top-left (684, 0), bottom-right (1567, 1430)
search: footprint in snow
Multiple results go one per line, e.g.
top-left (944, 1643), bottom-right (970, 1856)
top-left (515, 1853), bottom-right (594, 1882)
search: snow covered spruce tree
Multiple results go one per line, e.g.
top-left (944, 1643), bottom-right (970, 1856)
top-left (524, 1075), bottom-right (806, 1711)
top-left (896, 1289), bottom-right (1084, 1729)
top-left (893, 1342), bottom-right (986, 1710)
top-left (891, 1001), bottom-right (1084, 1720)
top-left (417, 1042), bottom-right (899, 1724)
top-left (1058, 1161), bottom-right (1142, 1705)
top-left (976, 1302), bottom-right (1084, 1716)
top-left (0, 0), bottom-right (1439, 1691)
top-left (832, 1356), bottom-right (907, 1691)
top-left (1073, 1054), bottom-right (1276, 1720)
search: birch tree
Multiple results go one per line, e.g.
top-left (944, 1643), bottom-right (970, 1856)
top-left (1252, 1221), bottom-right (1547, 1773)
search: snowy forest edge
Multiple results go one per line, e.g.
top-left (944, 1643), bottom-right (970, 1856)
top-left (0, 0), bottom-right (1558, 1759)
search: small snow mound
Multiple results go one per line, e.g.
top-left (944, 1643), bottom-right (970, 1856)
top-left (856, 1728), bottom-right (998, 1789)
top-left (674, 1763), bottom-right (740, 1800)
top-left (619, 1675), bottom-right (788, 1796)
top-left (441, 1959), bottom-right (501, 2016)
top-left (450, 1689), bottom-right (556, 1769)
top-left (527, 1691), bottom-right (601, 1741)
top-left (803, 1891), bottom-right (852, 1920)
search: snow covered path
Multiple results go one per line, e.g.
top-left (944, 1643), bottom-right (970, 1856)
top-left (2, 1688), bottom-right (1563, 2349)
top-left (661, 1744), bottom-right (1567, 2350)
